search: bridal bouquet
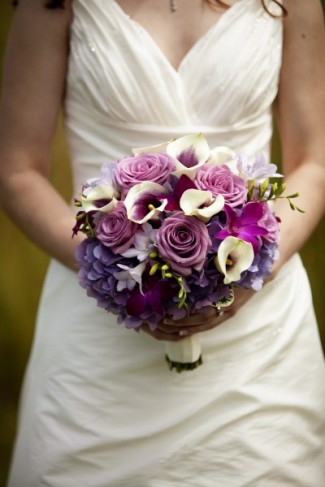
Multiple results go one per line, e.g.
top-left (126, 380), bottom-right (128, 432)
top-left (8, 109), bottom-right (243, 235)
top-left (73, 134), bottom-right (301, 372)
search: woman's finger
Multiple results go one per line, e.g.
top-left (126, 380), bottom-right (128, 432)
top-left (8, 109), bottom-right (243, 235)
top-left (163, 307), bottom-right (221, 327)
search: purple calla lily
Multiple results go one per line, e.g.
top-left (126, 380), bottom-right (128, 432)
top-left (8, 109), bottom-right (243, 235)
top-left (166, 134), bottom-right (210, 179)
top-left (123, 182), bottom-right (168, 223)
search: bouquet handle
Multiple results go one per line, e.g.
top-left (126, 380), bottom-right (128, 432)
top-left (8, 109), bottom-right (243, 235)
top-left (164, 334), bottom-right (202, 372)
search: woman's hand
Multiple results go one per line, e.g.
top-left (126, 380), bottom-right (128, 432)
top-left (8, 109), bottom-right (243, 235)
top-left (139, 287), bottom-right (256, 341)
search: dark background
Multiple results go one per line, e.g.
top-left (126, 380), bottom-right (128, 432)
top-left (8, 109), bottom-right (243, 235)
top-left (0, 2), bottom-right (324, 485)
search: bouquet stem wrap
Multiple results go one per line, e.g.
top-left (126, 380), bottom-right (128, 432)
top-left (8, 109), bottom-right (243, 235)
top-left (165, 335), bottom-right (202, 372)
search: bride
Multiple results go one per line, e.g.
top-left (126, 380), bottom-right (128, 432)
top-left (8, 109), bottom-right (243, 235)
top-left (1, 0), bottom-right (325, 485)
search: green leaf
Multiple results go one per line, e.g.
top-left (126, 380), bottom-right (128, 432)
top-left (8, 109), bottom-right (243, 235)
top-left (296, 206), bottom-right (305, 213)
top-left (285, 192), bottom-right (299, 199)
top-left (289, 200), bottom-right (296, 211)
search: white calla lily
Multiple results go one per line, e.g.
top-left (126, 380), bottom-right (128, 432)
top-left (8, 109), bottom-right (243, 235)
top-left (179, 189), bottom-right (225, 222)
top-left (208, 146), bottom-right (237, 166)
top-left (167, 133), bottom-right (210, 179)
top-left (124, 181), bottom-right (169, 224)
top-left (214, 237), bottom-right (254, 284)
top-left (207, 146), bottom-right (237, 173)
top-left (80, 184), bottom-right (118, 213)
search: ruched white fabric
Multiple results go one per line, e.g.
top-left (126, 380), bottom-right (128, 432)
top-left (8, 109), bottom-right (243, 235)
top-left (8, 1), bottom-right (325, 486)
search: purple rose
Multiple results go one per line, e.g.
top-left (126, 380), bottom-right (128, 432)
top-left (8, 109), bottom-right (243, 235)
top-left (259, 203), bottom-right (280, 243)
top-left (156, 212), bottom-right (212, 276)
top-left (195, 164), bottom-right (247, 207)
top-left (113, 152), bottom-right (175, 195)
top-left (95, 202), bottom-right (138, 254)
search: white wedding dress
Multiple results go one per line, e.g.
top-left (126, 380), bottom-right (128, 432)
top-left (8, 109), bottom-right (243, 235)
top-left (8, 1), bottom-right (325, 486)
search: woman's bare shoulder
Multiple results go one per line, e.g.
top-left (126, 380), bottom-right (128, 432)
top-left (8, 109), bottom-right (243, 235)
top-left (277, 0), bottom-right (325, 171)
top-left (0, 0), bottom-right (74, 164)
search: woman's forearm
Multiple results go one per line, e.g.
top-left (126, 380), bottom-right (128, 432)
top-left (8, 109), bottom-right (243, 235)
top-left (0, 1), bottom-right (75, 267)
top-left (0, 164), bottom-right (83, 271)
top-left (272, 0), bottom-right (325, 278)
top-left (272, 159), bottom-right (325, 277)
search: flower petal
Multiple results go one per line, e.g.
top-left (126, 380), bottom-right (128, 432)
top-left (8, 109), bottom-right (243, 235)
top-left (115, 262), bottom-right (146, 294)
top-left (127, 291), bottom-right (147, 316)
top-left (240, 202), bottom-right (265, 224)
top-left (214, 236), bottom-right (254, 284)
top-left (124, 182), bottom-right (169, 223)
top-left (81, 184), bottom-right (118, 213)
top-left (167, 134), bottom-right (210, 179)
top-left (180, 189), bottom-right (225, 222)
top-left (208, 146), bottom-right (237, 166)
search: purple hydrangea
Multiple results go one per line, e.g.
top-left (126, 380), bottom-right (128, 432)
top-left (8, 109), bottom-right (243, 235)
top-left (237, 241), bottom-right (279, 291)
top-left (75, 239), bottom-right (125, 311)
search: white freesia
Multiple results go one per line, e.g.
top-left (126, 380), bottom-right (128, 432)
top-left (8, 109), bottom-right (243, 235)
top-left (179, 189), bottom-right (225, 223)
top-left (113, 262), bottom-right (146, 293)
top-left (121, 223), bottom-right (158, 261)
top-left (215, 237), bottom-right (254, 284)
top-left (236, 153), bottom-right (283, 182)
top-left (124, 182), bottom-right (168, 224)
top-left (80, 183), bottom-right (118, 213)
top-left (167, 133), bottom-right (210, 179)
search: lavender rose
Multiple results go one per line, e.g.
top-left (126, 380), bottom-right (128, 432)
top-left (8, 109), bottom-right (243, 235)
top-left (95, 202), bottom-right (138, 254)
top-left (113, 152), bottom-right (175, 195)
top-left (195, 164), bottom-right (247, 207)
top-left (156, 212), bottom-right (212, 276)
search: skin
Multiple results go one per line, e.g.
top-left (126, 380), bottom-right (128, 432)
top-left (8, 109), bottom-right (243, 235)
top-left (0, 0), bottom-right (324, 341)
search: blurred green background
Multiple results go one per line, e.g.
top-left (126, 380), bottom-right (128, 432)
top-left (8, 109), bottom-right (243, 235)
top-left (0, 2), bottom-right (324, 485)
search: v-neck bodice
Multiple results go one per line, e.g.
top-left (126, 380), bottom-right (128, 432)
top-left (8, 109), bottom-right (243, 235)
top-left (65, 0), bottom-right (283, 191)
top-left (111, 0), bottom-right (244, 73)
